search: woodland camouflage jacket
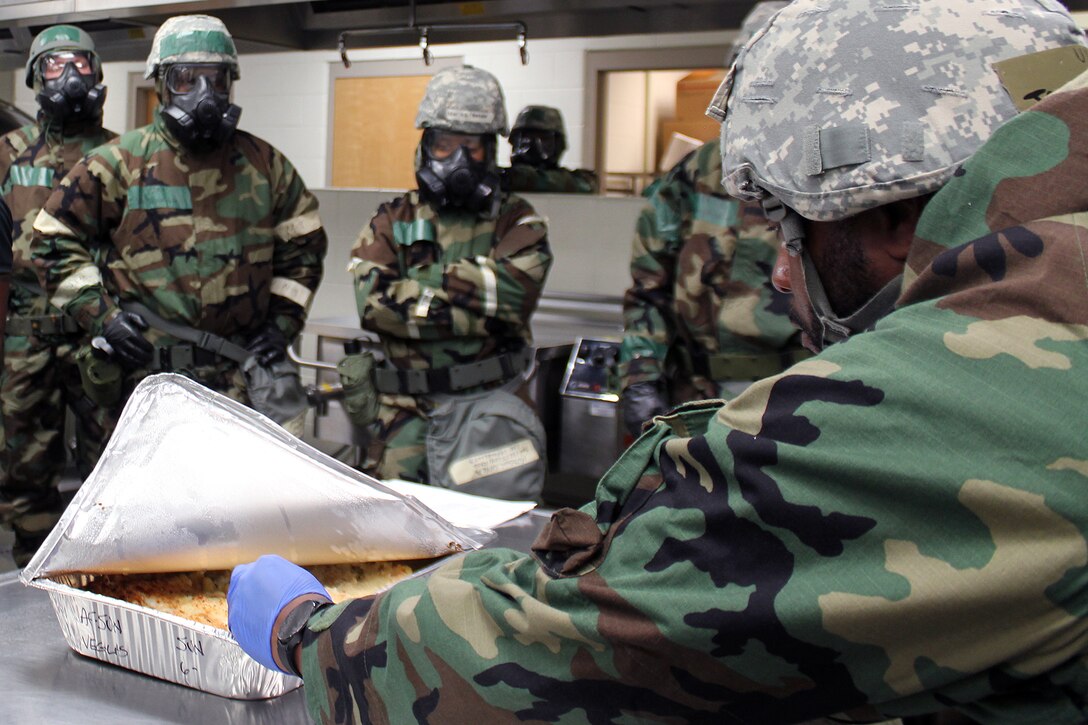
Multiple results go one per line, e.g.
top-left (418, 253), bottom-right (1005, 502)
top-left (0, 118), bottom-right (115, 316)
top-left (502, 163), bottom-right (599, 194)
top-left (349, 190), bottom-right (551, 371)
top-left (619, 139), bottom-right (803, 399)
top-left (31, 113), bottom-right (326, 343)
top-left (298, 75), bottom-right (1088, 725)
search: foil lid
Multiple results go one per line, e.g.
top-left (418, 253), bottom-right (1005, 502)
top-left (22, 374), bottom-right (491, 579)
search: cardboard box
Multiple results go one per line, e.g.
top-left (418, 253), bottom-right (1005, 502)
top-left (675, 70), bottom-right (726, 120)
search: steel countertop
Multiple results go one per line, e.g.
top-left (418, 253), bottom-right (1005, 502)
top-left (1, 509), bottom-right (551, 724)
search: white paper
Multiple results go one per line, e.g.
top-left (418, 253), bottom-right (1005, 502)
top-left (381, 479), bottom-right (537, 531)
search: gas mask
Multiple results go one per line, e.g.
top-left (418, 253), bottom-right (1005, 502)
top-left (416, 131), bottom-right (501, 215)
top-left (510, 129), bottom-right (564, 169)
top-left (37, 61), bottom-right (105, 123)
top-left (160, 64), bottom-right (241, 153)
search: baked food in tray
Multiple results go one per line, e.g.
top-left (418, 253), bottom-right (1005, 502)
top-left (82, 561), bottom-right (418, 631)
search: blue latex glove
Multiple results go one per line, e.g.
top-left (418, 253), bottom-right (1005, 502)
top-left (227, 555), bottom-right (331, 673)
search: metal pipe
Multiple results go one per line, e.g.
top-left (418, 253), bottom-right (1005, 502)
top-left (338, 19), bottom-right (529, 69)
top-left (288, 343), bottom-right (338, 371)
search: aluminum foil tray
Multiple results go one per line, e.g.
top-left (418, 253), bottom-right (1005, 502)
top-left (34, 573), bottom-right (302, 699)
top-left (21, 374), bottom-right (488, 699)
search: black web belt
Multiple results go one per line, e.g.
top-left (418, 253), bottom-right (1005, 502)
top-left (5, 279), bottom-right (80, 336)
top-left (6, 314), bottom-right (79, 336)
top-left (119, 301), bottom-right (252, 372)
top-left (374, 347), bottom-right (532, 395)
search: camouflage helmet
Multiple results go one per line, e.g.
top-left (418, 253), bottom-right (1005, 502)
top-left (512, 105), bottom-right (565, 136)
top-left (25, 25), bottom-right (100, 89)
top-left (415, 65), bottom-right (508, 136)
top-left (711, 0), bottom-right (1087, 221)
top-left (144, 15), bottom-right (240, 81)
top-left (726, 2), bottom-right (788, 67)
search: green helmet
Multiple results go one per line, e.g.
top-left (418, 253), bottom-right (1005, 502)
top-left (509, 105), bottom-right (566, 167)
top-left (144, 15), bottom-right (240, 81)
top-left (415, 65), bottom-right (508, 136)
top-left (25, 25), bottom-right (100, 89)
top-left (512, 105), bottom-right (565, 136)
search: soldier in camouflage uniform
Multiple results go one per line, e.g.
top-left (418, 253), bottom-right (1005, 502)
top-left (0, 25), bottom-right (117, 567)
top-left (0, 198), bottom-right (12, 339)
top-left (502, 105), bottom-right (599, 194)
top-left (229, 1), bottom-right (1088, 722)
top-left (31, 16), bottom-right (326, 440)
top-left (619, 2), bottom-right (801, 438)
top-left (347, 66), bottom-right (551, 490)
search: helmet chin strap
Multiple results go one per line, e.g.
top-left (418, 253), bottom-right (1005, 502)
top-left (762, 197), bottom-right (902, 350)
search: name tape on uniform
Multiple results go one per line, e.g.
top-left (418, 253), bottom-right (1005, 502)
top-left (448, 438), bottom-right (539, 485)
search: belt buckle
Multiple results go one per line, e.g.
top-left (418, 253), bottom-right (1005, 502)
top-left (395, 368), bottom-right (416, 395)
top-left (164, 344), bottom-right (196, 372)
top-left (175, 344), bottom-right (196, 370)
top-left (430, 367), bottom-right (452, 394)
top-left (197, 332), bottom-right (216, 355)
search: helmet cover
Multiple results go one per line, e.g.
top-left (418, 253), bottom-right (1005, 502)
top-left (711, 0), bottom-right (1087, 221)
top-left (145, 15), bottom-right (240, 81)
top-left (415, 65), bottom-right (508, 135)
top-left (726, 2), bottom-right (789, 67)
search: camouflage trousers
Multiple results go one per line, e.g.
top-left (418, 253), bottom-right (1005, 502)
top-left (1, 331), bottom-right (117, 566)
top-left (362, 394), bottom-right (429, 483)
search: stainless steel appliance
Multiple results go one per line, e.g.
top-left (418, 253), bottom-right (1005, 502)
top-left (545, 337), bottom-right (625, 507)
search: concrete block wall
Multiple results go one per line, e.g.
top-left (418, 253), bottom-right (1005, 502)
top-left (12, 29), bottom-right (731, 190)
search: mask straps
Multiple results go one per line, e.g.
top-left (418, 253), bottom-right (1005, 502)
top-left (761, 196), bottom-right (901, 348)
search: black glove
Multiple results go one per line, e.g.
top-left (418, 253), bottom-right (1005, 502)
top-left (246, 325), bottom-right (288, 367)
top-left (621, 381), bottom-right (668, 438)
top-left (102, 311), bottom-right (153, 369)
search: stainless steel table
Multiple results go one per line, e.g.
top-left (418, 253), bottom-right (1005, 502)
top-left (1, 510), bottom-right (551, 724)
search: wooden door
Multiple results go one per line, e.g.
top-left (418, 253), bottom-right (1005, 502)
top-left (331, 74), bottom-right (432, 189)
top-left (136, 86), bottom-right (159, 127)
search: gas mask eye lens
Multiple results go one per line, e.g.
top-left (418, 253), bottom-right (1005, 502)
top-left (527, 131), bottom-right (555, 155)
top-left (461, 138), bottom-right (485, 161)
top-left (41, 51), bottom-right (93, 80)
top-left (427, 134), bottom-right (457, 160)
top-left (510, 129), bottom-right (558, 166)
top-left (427, 131), bottom-right (485, 161)
top-left (166, 64), bottom-right (230, 95)
top-left (166, 65), bottom-right (195, 93)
